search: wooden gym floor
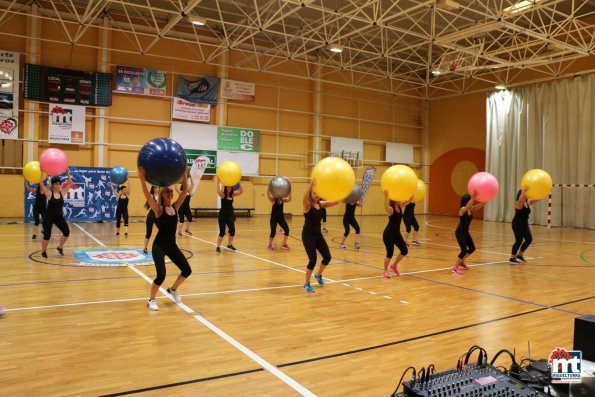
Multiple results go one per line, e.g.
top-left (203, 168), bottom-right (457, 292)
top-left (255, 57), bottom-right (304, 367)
top-left (1, 214), bottom-right (594, 396)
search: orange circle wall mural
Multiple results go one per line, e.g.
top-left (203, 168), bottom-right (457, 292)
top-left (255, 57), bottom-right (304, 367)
top-left (429, 147), bottom-right (486, 216)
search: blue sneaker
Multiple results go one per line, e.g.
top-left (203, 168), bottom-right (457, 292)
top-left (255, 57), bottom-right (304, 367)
top-left (314, 274), bottom-right (325, 287)
top-left (303, 283), bottom-right (315, 293)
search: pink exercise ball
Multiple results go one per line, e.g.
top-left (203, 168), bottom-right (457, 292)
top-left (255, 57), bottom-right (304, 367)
top-left (467, 172), bottom-right (499, 202)
top-left (39, 148), bottom-right (69, 176)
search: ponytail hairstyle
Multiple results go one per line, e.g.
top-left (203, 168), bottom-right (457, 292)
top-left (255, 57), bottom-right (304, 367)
top-left (460, 194), bottom-right (472, 208)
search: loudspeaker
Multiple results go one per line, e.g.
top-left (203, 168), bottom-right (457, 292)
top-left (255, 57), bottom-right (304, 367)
top-left (574, 315), bottom-right (595, 361)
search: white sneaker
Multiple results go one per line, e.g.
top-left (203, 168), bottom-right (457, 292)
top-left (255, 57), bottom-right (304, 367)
top-left (167, 287), bottom-right (182, 303)
top-left (147, 299), bottom-right (159, 311)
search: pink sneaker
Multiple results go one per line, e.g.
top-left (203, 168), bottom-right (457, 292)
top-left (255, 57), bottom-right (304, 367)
top-left (382, 271), bottom-right (390, 279)
top-left (389, 264), bottom-right (400, 276)
top-left (459, 263), bottom-right (469, 270)
top-left (267, 244), bottom-right (273, 250)
top-left (339, 243), bottom-right (345, 249)
top-left (281, 244), bottom-right (290, 250)
top-left (452, 267), bottom-right (464, 274)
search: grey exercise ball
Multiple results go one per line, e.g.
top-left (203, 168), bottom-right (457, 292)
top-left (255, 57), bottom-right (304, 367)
top-left (345, 184), bottom-right (363, 204)
top-left (269, 176), bottom-right (291, 199)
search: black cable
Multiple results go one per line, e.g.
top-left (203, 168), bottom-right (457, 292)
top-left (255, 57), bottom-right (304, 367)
top-left (391, 366), bottom-right (416, 397)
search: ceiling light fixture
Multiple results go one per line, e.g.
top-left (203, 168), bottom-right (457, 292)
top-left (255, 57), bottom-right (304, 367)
top-left (503, 0), bottom-right (545, 15)
top-left (495, 84), bottom-right (507, 90)
top-left (329, 44), bottom-right (343, 53)
top-left (188, 16), bottom-right (206, 26)
top-left (431, 70), bottom-right (441, 76)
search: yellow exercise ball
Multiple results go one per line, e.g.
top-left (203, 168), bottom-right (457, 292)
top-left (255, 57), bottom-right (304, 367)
top-left (413, 179), bottom-right (426, 202)
top-left (311, 157), bottom-right (355, 202)
top-left (23, 161), bottom-right (42, 183)
top-left (520, 169), bottom-right (552, 200)
top-left (216, 161), bottom-right (242, 186)
top-left (381, 164), bottom-right (417, 201)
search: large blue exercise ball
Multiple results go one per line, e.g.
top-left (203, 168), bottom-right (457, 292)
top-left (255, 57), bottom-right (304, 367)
top-left (110, 166), bottom-right (128, 185)
top-left (137, 138), bottom-right (187, 187)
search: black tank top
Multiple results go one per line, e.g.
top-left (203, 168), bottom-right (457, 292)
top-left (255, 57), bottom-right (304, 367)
top-left (384, 205), bottom-right (402, 234)
top-left (456, 210), bottom-right (473, 233)
top-left (271, 200), bottom-right (284, 218)
top-left (46, 192), bottom-right (64, 218)
top-left (117, 195), bottom-right (129, 209)
top-left (220, 193), bottom-right (234, 215)
top-left (344, 203), bottom-right (356, 219)
top-left (404, 202), bottom-right (415, 217)
top-left (154, 207), bottom-right (178, 245)
top-left (303, 205), bottom-right (323, 235)
top-left (35, 190), bottom-right (47, 206)
top-left (513, 201), bottom-right (531, 223)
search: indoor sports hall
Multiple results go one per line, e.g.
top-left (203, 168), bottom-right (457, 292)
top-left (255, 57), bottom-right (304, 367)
top-left (0, 1), bottom-right (593, 396)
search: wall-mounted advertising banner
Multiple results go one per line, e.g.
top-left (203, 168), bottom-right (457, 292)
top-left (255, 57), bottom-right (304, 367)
top-left (217, 127), bottom-right (260, 152)
top-left (176, 76), bottom-right (219, 104)
top-left (48, 104), bottom-right (86, 144)
top-left (115, 65), bottom-right (167, 97)
top-left (25, 166), bottom-right (115, 222)
top-left (172, 97), bottom-right (211, 122)
top-left (185, 149), bottom-right (217, 175)
top-left (24, 64), bottom-right (112, 106)
top-left (220, 79), bottom-right (255, 102)
top-left (0, 50), bottom-right (19, 140)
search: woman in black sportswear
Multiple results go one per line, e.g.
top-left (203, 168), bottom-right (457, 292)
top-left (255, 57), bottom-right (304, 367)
top-left (382, 191), bottom-right (412, 278)
top-left (509, 186), bottom-right (539, 264)
top-left (139, 168), bottom-right (192, 311)
top-left (339, 199), bottom-right (362, 249)
top-left (39, 169), bottom-right (73, 258)
top-left (403, 202), bottom-right (421, 246)
top-left (176, 173), bottom-right (195, 236)
top-left (302, 179), bottom-right (338, 293)
top-left (111, 183), bottom-right (130, 236)
top-left (267, 185), bottom-right (291, 250)
top-left (452, 193), bottom-right (484, 274)
top-left (143, 186), bottom-right (159, 254)
top-left (25, 179), bottom-right (48, 239)
top-left (215, 176), bottom-right (244, 253)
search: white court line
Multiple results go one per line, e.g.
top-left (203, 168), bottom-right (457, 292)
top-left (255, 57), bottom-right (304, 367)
top-left (424, 219), bottom-right (595, 245)
top-left (7, 258), bottom-right (529, 313)
top-left (185, 234), bottom-right (339, 282)
top-left (74, 223), bottom-right (316, 397)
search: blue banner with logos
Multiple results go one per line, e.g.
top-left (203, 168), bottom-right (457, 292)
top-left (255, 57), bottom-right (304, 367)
top-left (176, 76), bottom-right (219, 104)
top-left (25, 166), bottom-right (120, 222)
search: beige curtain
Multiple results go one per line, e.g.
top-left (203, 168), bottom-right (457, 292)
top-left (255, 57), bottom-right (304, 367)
top-left (485, 74), bottom-right (594, 229)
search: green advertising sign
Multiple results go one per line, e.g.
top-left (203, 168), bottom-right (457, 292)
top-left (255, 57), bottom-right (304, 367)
top-left (217, 127), bottom-right (260, 152)
top-left (184, 149), bottom-right (217, 175)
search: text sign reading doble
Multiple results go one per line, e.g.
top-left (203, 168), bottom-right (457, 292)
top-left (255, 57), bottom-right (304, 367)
top-left (217, 127), bottom-right (260, 152)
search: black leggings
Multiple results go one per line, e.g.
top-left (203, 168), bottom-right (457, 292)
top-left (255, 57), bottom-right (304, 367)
top-left (33, 204), bottom-right (46, 227)
top-left (179, 196), bottom-right (192, 223)
top-left (455, 230), bottom-right (476, 259)
top-left (270, 215), bottom-right (289, 238)
top-left (383, 231), bottom-right (408, 258)
top-left (511, 221), bottom-right (532, 255)
top-left (116, 207), bottom-right (128, 228)
top-left (218, 212), bottom-right (235, 237)
top-left (403, 213), bottom-right (419, 233)
top-left (152, 242), bottom-right (192, 286)
top-left (43, 216), bottom-right (70, 240)
top-left (302, 232), bottom-right (331, 270)
top-left (145, 210), bottom-right (156, 239)
top-left (343, 216), bottom-right (360, 237)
